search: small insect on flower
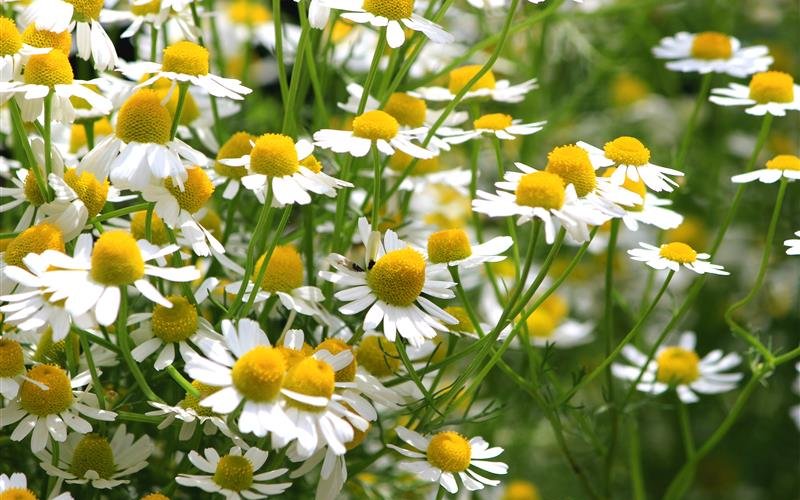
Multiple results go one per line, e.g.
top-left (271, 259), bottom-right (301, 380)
top-left (627, 241), bottom-right (729, 275)
top-left (710, 71), bottom-right (800, 116)
top-left (0, 472), bottom-right (73, 499)
top-left (412, 64), bottom-right (538, 103)
top-left (652, 31), bottom-right (773, 78)
top-left (731, 154), bottom-right (800, 184)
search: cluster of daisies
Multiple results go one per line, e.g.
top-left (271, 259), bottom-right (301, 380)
top-left (0, 0), bottom-right (797, 497)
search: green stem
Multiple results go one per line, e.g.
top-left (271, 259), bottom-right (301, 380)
top-left (628, 416), bottom-right (647, 500)
top-left (370, 146), bottom-right (383, 231)
top-left (91, 202), bottom-right (151, 223)
top-left (674, 73), bottom-right (712, 173)
top-left (169, 83), bottom-right (189, 140)
top-left (43, 91), bottom-right (53, 177)
top-left (272, 0), bottom-right (290, 107)
top-left (603, 218), bottom-right (620, 494)
top-left (77, 328), bottom-right (106, 410)
top-left (677, 399), bottom-right (695, 459)
top-left (116, 286), bottom-right (163, 403)
top-left (167, 364), bottom-right (200, 396)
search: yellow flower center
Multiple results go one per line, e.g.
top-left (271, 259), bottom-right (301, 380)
top-left (200, 209), bottom-right (222, 240)
top-left (116, 90), bottom-right (172, 145)
top-left (444, 306), bottom-right (474, 333)
top-left (603, 136), bottom-right (651, 166)
top-left (69, 434), bottom-right (116, 479)
top-left (366, 247), bottom-right (426, 306)
top-left (156, 86), bottom-right (200, 126)
top-left (448, 65), bottom-right (496, 95)
top-left (300, 154), bottom-right (323, 173)
top-left (20, 364), bottom-right (73, 416)
top-left (32, 328), bottom-right (76, 367)
top-left (427, 228), bottom-right (472, 264)
top-left (656, 347), bottom-right (700, 384)
top-left (315, 339), bottom-right (356, 382)
top-left (22, 25), bottom-right (72, 54)
top-left (658, 242), bottom-right (698, 264)
top-left (356, 336), bottom-right (400, 377)
top-left (346, 421), bottom-right (369, 450)
top-left (179, 380), bottom-right (220, 417)
top-left (545, 145), bottom-right (597, 197)
top-left (502, 480), bottom-right (540, 500)
top-left (0, 17), bottom-right (22, 56)
top-left (610, 73), bottom-right (650, 107)
top-left (228, 0), bottom-right (272, 25)
top-left (24, 50), bottom-right (73, 87)
top-left (765, 154), bottom-right (800, 171)
top-left (0, 338), bottom-right (24, 377)
top-left (603, 167), bottom-right (646, 211)
top-left (70, 118), bottom-right (113, 153)
top-left (255, 245), bottom-right (303, 293)
top-left (141, 494), bottom-right (171, 500)
top-left (213, 455), bottom-right (253, 492)
top-left (249, 133), bottom-right (298, 177)
top-left (162, 40), bottom-right (209, 76)
top-left (540, 293), bottom-right (568, 323)
top-left (215, 132), bottom-right (254, 179)
top-left (231, 346), bottom-right (286, 402)
top-left (64, 168), bottom-right (109, 218)
top-left (283, 357), bottom-right (335, 411)
top-left (23, 169), bottom-right (46, 207)
top-left (4, 222), bottom-right (65, 269)
top-left (514, 171), bottom-right (566, 210)
top-left (276, 343), bottom-right (313, 370)
top-left (473, 113), bottom-right (513, 130)
top-left (90, 231), bottom-right (145, 286)
top-left (0, 488), bottom-right (38, 500)
top-left (525, 309), bottom-right (557, 338)
top-left (689, 31), bottom-right (732, 60)
top-left (388, 151), bottom-right (440, 175)
top-left (383, 92), bottom-right (427, 127)
top-left (164, 167), bottom-right (214, 214)
top-left (748, 71), bottom-right (795, 104)
top-left (150, 296), bottom-right (198, 343)
top-left (352, 110), bottom-right (400, 141)
top-left (426, 431), bottom-right (472, 472)
top-left (130, 211), bottom-right (170, 245)
top-left (131, 0), bottom-right (161, 16)
top-left (67, 0), bottom-right (105, 21)
top-left (362, 0), bottom-right (413, 20)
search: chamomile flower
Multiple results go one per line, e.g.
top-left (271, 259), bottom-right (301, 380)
top-left (0, 338), bottom-right (28, 399)
top-left (426, 228), bottom-right (513, 269)
top-left (0, 472), bottom-right (72, 499)
top-left (388, 426), bottom-right (508, 494)
top-left (314, 109), bottom-right (435, 159)
top-left (731, 154), bottom-right (800, 184)
top-left (603, 167), bottom-right (683, 231)
top-left (412, 64), bottom-right (537, 103)
top-left (176, 446), bottom-right (292, 499)
top-left (0, 366), bottom-right (116, 452)
top-left (578, 136), bottom-right (684, 193)
top-left (38, 169), bottom-right (113, 241)
top-left (386, 152), bottom-right (471, 195)
top-left (212, 131), bottom-right (255, 199)
top-left (320, 217), bottom-right (458, 347)
top-left (652, 31), bottom-right (772, 78)
top-left (519, 295), bottom-right (593, 348)
top-left (785, 231), bottom-right (800, 256)
top-left (627, 241), bottom-right (729, 275)
top-left (710, 71), bottom-right (800, 116)
top-left (320, 0), bottom-right (453, 49)
top-left (442, 113), bottom-right (546, 144)
top-left (0, 16), bottom-right (50, 81)
top-left (612, 331), bottom-right (743, 403)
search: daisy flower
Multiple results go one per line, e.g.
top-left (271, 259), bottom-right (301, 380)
top-left (710, 71), bottom-right (800, 116)
top-left (0, 472), bottom-right (72, 499)
top-left (176, 446), bottom-right (292, 498)
top-left (612, 331), bottom-right (743, 403)
top-left (0, 338), bottom-right (28, 399)
top-left (519, 295), bottom-right (593, 348)
top-left (0, 366), bottom-right (116, 452)
top-left (442, 113), bottom-right (546, 144)
top-left (578, 136), bottom-right (684, 193)
top-left (0, 16), bottom-right (50, 81)
top-left (34, 231), bottom-right (201, 326)
top-left (386, 153), bottom-right (471, 195)
top-left (602, 167), bottom-right (684, 231)
top-left (652, 31), bottom-right (772, 78)
top-left (388, 426), bottom-right (508, 494)
top-left (412, 64), bottom-right (537, 103)
top-left (319, 0), bottom-right (453, 48)
top-left (731, 153), bottom-right (800, 184)
top-left (319, 217), bottom-right (458, 347)
top-left (39, 169), bottom-right (113, 241)
top-left (785, 230), bottom-right (800, 256)
top-left (627, 241), bottom-right (729, 275)
top-left (212, 131), bottom-right (255, 199)
top-left (426, 228), bottom-right (513, 270)
top-left (314, 109), bottom-right (435, 159)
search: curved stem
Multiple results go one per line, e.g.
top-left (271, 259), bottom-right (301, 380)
top-left (116, 286), bottom-right (163, 403)
top-left (674, 73), bottom-right (712, 173)
top-left (169, 83), bottom-right (189, 141)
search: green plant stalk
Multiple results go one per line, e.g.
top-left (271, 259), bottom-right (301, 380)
top-left (628, 416), bottom-right (647, 500)
top-left (272, 0), bottom-right (290, 105)
top-left (167, 365), bottom-right (200, 397)
top-left (117, 286), bottom-right (163, 403)
top-left (677, 398), bottom-right (695, 460)
top-left (91, 202), bottom-right (151, 223)
top-left (77, 328), bottom-right (106, 410)
top-left (603, 218), bottom-right (620, 494)
top-left (169, 83), bottom-right (189, 140)
top-left (370, 146), bottom-right (383, 231)
top-left (674, 73), bottom-right (713, 173)
top-left (43, 91), bottom-right (54, 177)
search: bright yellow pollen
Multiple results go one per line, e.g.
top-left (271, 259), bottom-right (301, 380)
top-left (179, 380), bottom-right (220, 417)
top-left (215, 131), bottom-right (254, 179)
top-left (474, 113), bottom-right (513, 130)
top-left (503, 480), bottom-right (541, 500)
top-left (426, 431), bottom-right (472, 472)
top-left (525, 309), bottom-right (557, 338)
top-left (514, 171), bottom-right (566, 210)
top-left (545, 145), bottom-right (597, 197)
top-left (70, 118), bottom-right (113, 153)
top-left (164, 167), bottom-right (214, 214)
top-left (213, 455), bottom-right (253, 492)
top-left (69, 434), bottom-right (116, 479)
top-left (656, 347), bottom-right (700, 384)
top-left (448, 65), bottom-right (497, 95)
top-left (659, 242), bottom-right (698, 263)
top-left (228, 0), bottom-right (272, 25)
top-left (90, 231), bottom-right (145, 286)
top-left (131, 0), bottom-right (161, 15)
top-left (255, 245), bottom-right (303, 293)
top-left (22, 25), bottom-right (71, 54)
top-left (0, 17), bottom-right (22, 56)
top-left (0, 488), bottom-right (38, 500)
top-left (388, 151), bottom-right (440, 175)
top-left (356, 336), bottom-right (400, 377)
top-left (765, 154), bottom-right (800, 171)
top-left (162, 40), bottom-right (209, 76)
top-left (362, 0), bottom-right (413, 20)
top-left (249, 133), bottom-right (299, 177)
top-left (4, 222), bottom-right (65, 269)
top-left (130, 211), bottom-right (170, 245)
top-left (231, 346), bottom-right (286, 401)
top-left (444, 306), bottom-right (474, 333)
top-left (427, 228), bottom-right (472, 264)
top-left (67, 0), bottom-right (105, 21)
top-left (690, 31), bottom-right (732, 60)
top-left (64, 168), bottom-right (109, 218)
top-left (367, 247), bottom-right (426, 306)
top-left (315, 339), bottom-right (356, 382)
top-left (283, 357), bottom-right (335, 411)
top-left (141, 493), bottom-right (171, 500)
top-left (748, 71), bottom-right (795, 104)
top-left (116, 90), bottom-right (172, 145)
top-left (24, 50), bottom-right (74, 86)
top-left (603, 167), bottom-right (646, 211)
top-left (0, 338), bottom-right (25, 377)
top-left (352, 110), bottom-right (400, 141)
top-left (151, 296), bottom-right (198, 343)
top-left (383, 93), bottom-right (427, 127)
top-left (156, 86), bottom-right (200, 126)
top-left (20, 364), bottom-right (73, 416)
top-left (300, 154), bottom-right (323, 173)
top-left (603, 136), bottom-right (651, 166)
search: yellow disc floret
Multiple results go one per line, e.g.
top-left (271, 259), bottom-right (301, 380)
top-left (231, 346), bottom-right (286, 401)
top-left (300, 154), bottom-right (323, 173)
top-left (64, 168), bottom-right (109, 218)
top-left (179, 380), bottom-right (220, 417)
top-left (162, 40), bottom-right (209, 76)
top-left (276, 343), bottom-right (313, 370)
top-left (164, 167), bottom-right (214, 214)
top-left (249, 133), bottom-right (299, 177)
top-left (383, 93), bottom-right (427, 127)
top-left (610, 73), bottom-right (650, 107)
top-left (503, 480), bottom-right (541, 500)
top-left (748, 71), bottom-right (794, 104)
top-left (228, 0), bottom-right (272, 25)
top-left (603, 136), bottom-right (651, 166)
top-left (283, 357), bottom-right (335, 411)
top-left (427, 228), bottom-right (472, 264)
top-left (141, 493), bottom-right (171, 500)
top-left (116, 90), bottom-right (172, 145)
top-left (362, 0), bottom-right (413, 20)
top-left (352, 110), bottom-right (400, 141)
top-left (23, 169), bottom-right (46, 207)
top-left (659, 242), bottom-right (698, 263)
top-left (603, 167), bottom-right (646, 211)
top-left (130, 211), bottom-right (170, 245)
top-left (69, 434), bottom-right (116, 479)
top-left (156, 86), bottom-right (200, 126)
top-left (765, 154), bottom-right (800, 171)
top-left (525, 309), bottom-right (557, 338)
top-left (367, 247), bottom-right (425, 306)
top-left (151, 296), bottom-right (198, 343)
top-left (545, 145), bottom-right (597, 197)
top-left (215, 132), bottom-right (254, 179)
top-left (22, 25), bottom-right (72, 54)
top-left (473, 113), bottom-right (513, 130)
top-left (24, 50), bottom-right (73, 86)
top-left (356, 336), bottom-right (400, 377)
top-left (315, 338), bottom-right (356, 382)
top-left (444, 306), bottom-right (475, 334)
top-left (4, 222), bottom-right (65, 269)
top-left (426, 431), bottom-right (471, 472)
top-left (67, 0), bottom-right (105, 21)
top-left (0, 487), bottom-right (38, 500)
top-left (213, 455), bottom-right (253, 492)
top-left (20, 364), bottom-right (73, 416)
top-left (656, 347), bottom-right (700, 384)
top-left (0, 17), bottom-right (22, 56)
top-left (70, 118), bottom-right (113, 153)
top-left (131, 0), bottom-right (161, 16)
top-left (255, 245), bottom-right (304, 293)
top-left (690, 31), bottom-right (732, 60)
top-left (90, 231), bottom-right (145, 285)
top-left (514, 171), bottom-right (566, 210)
top-left (0, 338), bottom-right (24, 377)
top-left (388, 151), bottom-right (440, 175)
top-left (448, 65), bottom-right (496, 95)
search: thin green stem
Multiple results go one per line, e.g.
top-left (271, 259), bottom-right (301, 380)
top-left (677, 399), bottom-right (695, 459)
top-left (674, 73), bottom-right (712, 173)
top-left (169, 83), bottom-right (189, 140)
top-left (167, 365), bottom-right (200, 397)
top-left (370, 146), bottom-right (383, 231)
top-left (116, 286), bottom-right (163, 403)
